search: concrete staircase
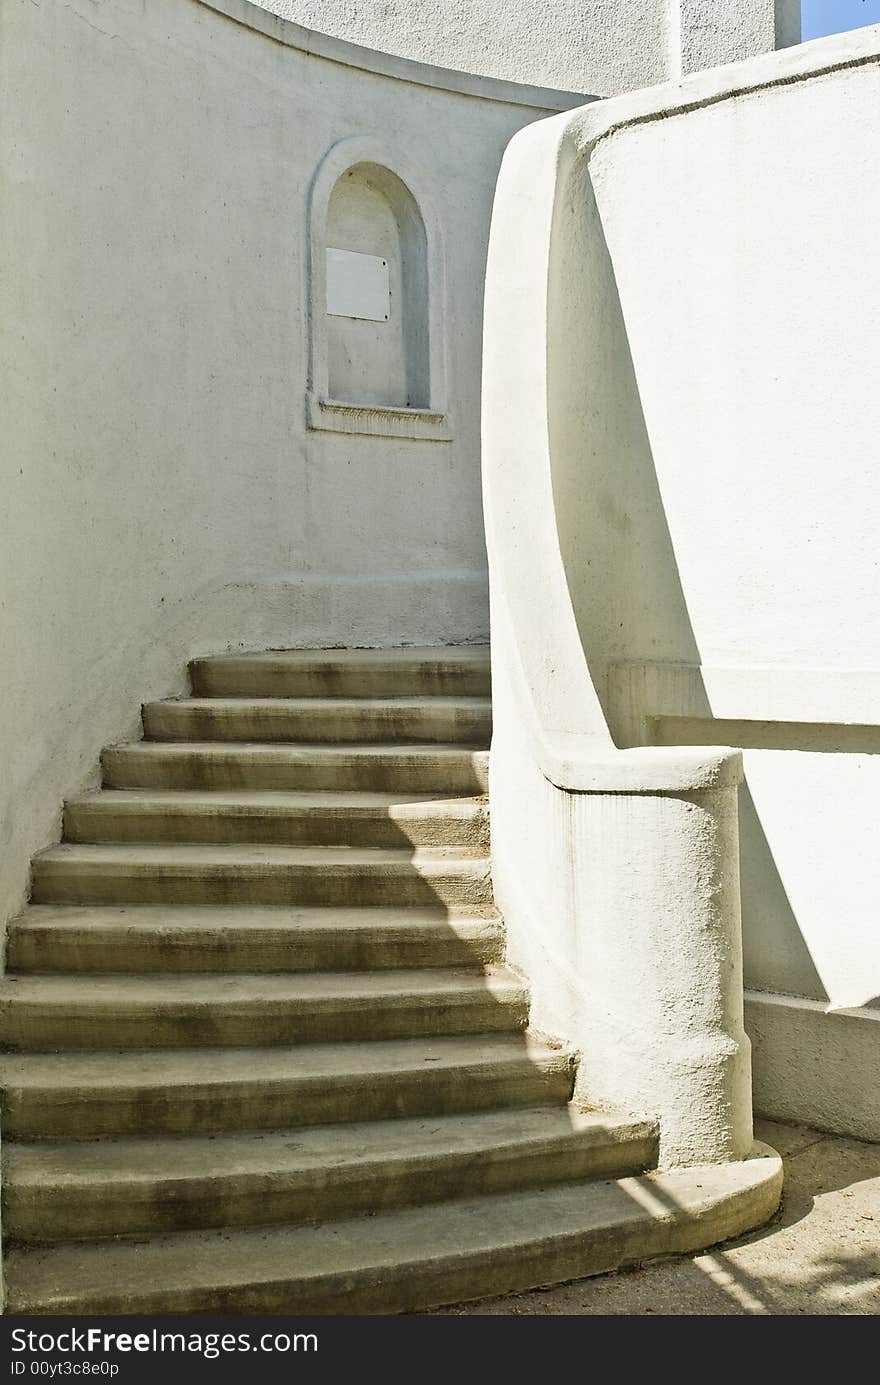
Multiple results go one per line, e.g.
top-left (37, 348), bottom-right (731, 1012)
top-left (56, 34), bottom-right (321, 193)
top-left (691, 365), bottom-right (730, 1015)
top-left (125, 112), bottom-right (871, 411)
top-left (0, 647), bottom-right (781, 1313)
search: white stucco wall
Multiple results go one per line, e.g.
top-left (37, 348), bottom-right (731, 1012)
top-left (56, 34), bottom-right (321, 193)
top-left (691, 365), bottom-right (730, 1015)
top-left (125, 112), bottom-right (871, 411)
top-left (580, 36), bottom-right (880, 1017)
top-left (484, 25), bottom-right (880, 1139)
top-left (257, 0), bottom-right (799, 96)
top-left (482, 109), bottom-right (754, 1166)
top-left (0, 0), bottom-right (581, 924)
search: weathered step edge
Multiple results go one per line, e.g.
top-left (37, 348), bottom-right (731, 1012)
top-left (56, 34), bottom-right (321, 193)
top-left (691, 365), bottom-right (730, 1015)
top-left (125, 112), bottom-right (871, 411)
top-left (29, 845), bottom-right (493, 909)
top-left (7, 906), bottom-right (505, 974)
top-left (4, 1145), bottom-right (782, 1314)
top-left (5, 1108), bottom-right (658, 1242)
top-left (1, 1036), bottom-right (577, 1138)
top-left (189, 647), bottom-right (491, 700)
top-left (63, 791), bottom-right (490, 849)
top-left (0, 969), bottom-right (528, 1050)
top-left (101, 743), bottom-right (490, 793)
top-left (143, 698), bottom-right (491, 746)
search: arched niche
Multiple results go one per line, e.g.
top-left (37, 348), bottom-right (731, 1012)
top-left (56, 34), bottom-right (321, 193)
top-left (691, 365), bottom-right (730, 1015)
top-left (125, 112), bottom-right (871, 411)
top-left (326, 163), bottom-right (428, 409)
top-left (307, 136), bottom-right (451, 441)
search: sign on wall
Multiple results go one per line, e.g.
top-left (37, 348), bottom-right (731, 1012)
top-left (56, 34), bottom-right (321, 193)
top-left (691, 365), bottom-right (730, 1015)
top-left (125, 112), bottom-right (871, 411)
top-left (326, 248), bottom-right (390, 321)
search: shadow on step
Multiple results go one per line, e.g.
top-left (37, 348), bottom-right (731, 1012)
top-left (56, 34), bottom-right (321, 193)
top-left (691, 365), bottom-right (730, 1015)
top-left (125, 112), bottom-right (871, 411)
top-left (1, 775), bottom-right (782, 1312)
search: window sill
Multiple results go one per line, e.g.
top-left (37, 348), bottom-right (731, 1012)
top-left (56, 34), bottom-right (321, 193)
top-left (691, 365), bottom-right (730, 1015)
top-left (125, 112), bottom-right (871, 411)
top-left (306, 394), bottom-right (452, 441)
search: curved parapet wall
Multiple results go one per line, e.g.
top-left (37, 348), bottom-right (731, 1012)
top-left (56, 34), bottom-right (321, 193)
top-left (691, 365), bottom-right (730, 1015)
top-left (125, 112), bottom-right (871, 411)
top-left (483, 102), bottom-right (752, 1169)
top-left (251, 0), bottom-right (799, 98)
top-left (0, 0), bottom-right (587, 927)
top-left (482, 25), bottom-right (880, 1148)
top-left (252, 0), bottom-right (670, 95)
top-left (198, 0), bottom-right (589, 108)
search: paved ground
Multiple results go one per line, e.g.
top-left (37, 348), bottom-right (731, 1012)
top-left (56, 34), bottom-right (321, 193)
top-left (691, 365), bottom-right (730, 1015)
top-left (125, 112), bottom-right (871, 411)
top-left (436, 1120), bottom-right (880, 1315)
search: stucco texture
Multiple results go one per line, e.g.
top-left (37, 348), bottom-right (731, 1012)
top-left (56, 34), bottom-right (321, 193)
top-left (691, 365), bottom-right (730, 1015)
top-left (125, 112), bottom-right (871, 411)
top-left (581, 51), bottom-right (880, 1048)
top-left (258, 0), bottom-right (795, 95)
top-left (0, 0), bottom-right (562, 923)
top-left (481, 28), bottom-right (880, 1140)
top-left (260, 0), bottom-right (666, 95)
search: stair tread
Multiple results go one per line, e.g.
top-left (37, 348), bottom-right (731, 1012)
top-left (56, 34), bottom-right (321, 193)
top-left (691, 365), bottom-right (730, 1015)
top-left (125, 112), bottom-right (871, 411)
top-left (34, 844), bottom-right (489, 868)
top-left (11, 903), bottom-right (501, 931)
top-left (0, 967), bottom-right (522, 1005)
top-left (143, 697), bottom-right (492, 745)
top-left (6, 1106), bottom-right (651, 1186)
top-left (147, 697), bottom-right (492, 711)
top-left (7, 906), bottom-right (503, 975)
top-left (4, 1152), bottom-right (781, 1314)
top-left (188, 649), bottom-right (491, 703)
top-left (101, 743), bottom-right (490, 793)
top-left (64, 791), bottom-right (490, 851)
top-left (67, 790), bottom-right (485, 810)
top-left (107, 742), bottom-right (490, 756)
top-left (193, 647), bottom-right (491, 667)
top-left (188, 649), bottom-right (491, 701)
top-left (0, 1032), bottom-right (570, 1090)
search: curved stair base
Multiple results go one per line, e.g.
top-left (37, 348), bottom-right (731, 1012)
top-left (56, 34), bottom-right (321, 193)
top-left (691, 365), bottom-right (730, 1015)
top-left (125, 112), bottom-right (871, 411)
top-left (6, 1144), bottom-right (782, 1314)
top-left (1, 649), bottom-right (782, 1315)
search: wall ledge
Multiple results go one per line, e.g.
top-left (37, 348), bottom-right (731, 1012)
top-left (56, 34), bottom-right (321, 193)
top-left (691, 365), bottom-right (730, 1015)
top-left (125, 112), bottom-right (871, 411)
top-left (306, 395), bottom-right (452, 441)
top-left (609, 661), bottom-right (880, 744)
top-left (746, 989), bottom-right (880, 1142)
top-left (540, 734), bottom-right (744, 795)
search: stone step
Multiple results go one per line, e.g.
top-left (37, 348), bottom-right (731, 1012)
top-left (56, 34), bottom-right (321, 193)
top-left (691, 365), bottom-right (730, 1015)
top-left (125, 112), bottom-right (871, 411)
top-left (30, 845), bottom-right (493, 908)
top-left (143, 697), bottom-right (492, 746)
top-left (0, 968), bottom-right (527, 1051)
top-left (102, 742), bottom-right (490, 793)
top-left (3, 1149), bottom-right (783, 1313)
top-left (0, 1034), bottom-right (576, 1139)
top-left (7, 905), bottom-right (504, 974)
top-left (64, 790), bottom-right (489, 849)
top-left (190, 647), bottom-right (491, 701)
top-left (5, 1107), bottom-right (658, 1243)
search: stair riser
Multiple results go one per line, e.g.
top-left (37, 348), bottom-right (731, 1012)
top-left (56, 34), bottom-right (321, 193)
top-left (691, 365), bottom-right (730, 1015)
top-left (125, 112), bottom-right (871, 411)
top-left (7, 1134), bottom-right (657, 1243)
top-left (143, 705), bottom-right (491, 746)
top-left (30, 866), bottom-right (493, 909)
top-left (6, 924), bottom-right (505, 975)
top-left (2, 1064), bottom-right (576, 1140)
top-left (102, 750), bottom-right (489, 794)
top-left (0, 994), bottom-right (528, 1051)
top-left (63, 804), bottom-right (490, 850)
top-left (190, 661), bottom-right (491, 701)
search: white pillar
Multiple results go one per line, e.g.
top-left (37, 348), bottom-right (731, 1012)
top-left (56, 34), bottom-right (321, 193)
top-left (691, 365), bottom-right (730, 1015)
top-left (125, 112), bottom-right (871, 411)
top-left (568, 774), bottom-right (753, 1166)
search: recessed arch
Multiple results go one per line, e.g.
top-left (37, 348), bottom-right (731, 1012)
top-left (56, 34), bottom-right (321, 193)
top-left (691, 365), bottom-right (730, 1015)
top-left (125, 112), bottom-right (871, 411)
top-left (306, 135), bottom-right (451, 440)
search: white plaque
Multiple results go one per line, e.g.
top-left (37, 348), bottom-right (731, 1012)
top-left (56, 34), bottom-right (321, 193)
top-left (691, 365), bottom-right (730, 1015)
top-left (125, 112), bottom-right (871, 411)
top-left (325, 248), bottom-right (390, 322)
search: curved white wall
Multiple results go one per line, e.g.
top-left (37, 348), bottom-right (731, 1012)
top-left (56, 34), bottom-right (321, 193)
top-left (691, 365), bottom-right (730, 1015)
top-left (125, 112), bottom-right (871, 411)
top-left (483, 25), bottom-right (880, 1141)
top-left (482, 101), bottom-right (754, 1168)
top-left (260, 0), bottom-right (667, 95)
top-left (0, 0), bottom-right (580, 924)
top-left (257, 0), bottom-right (798, 96)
